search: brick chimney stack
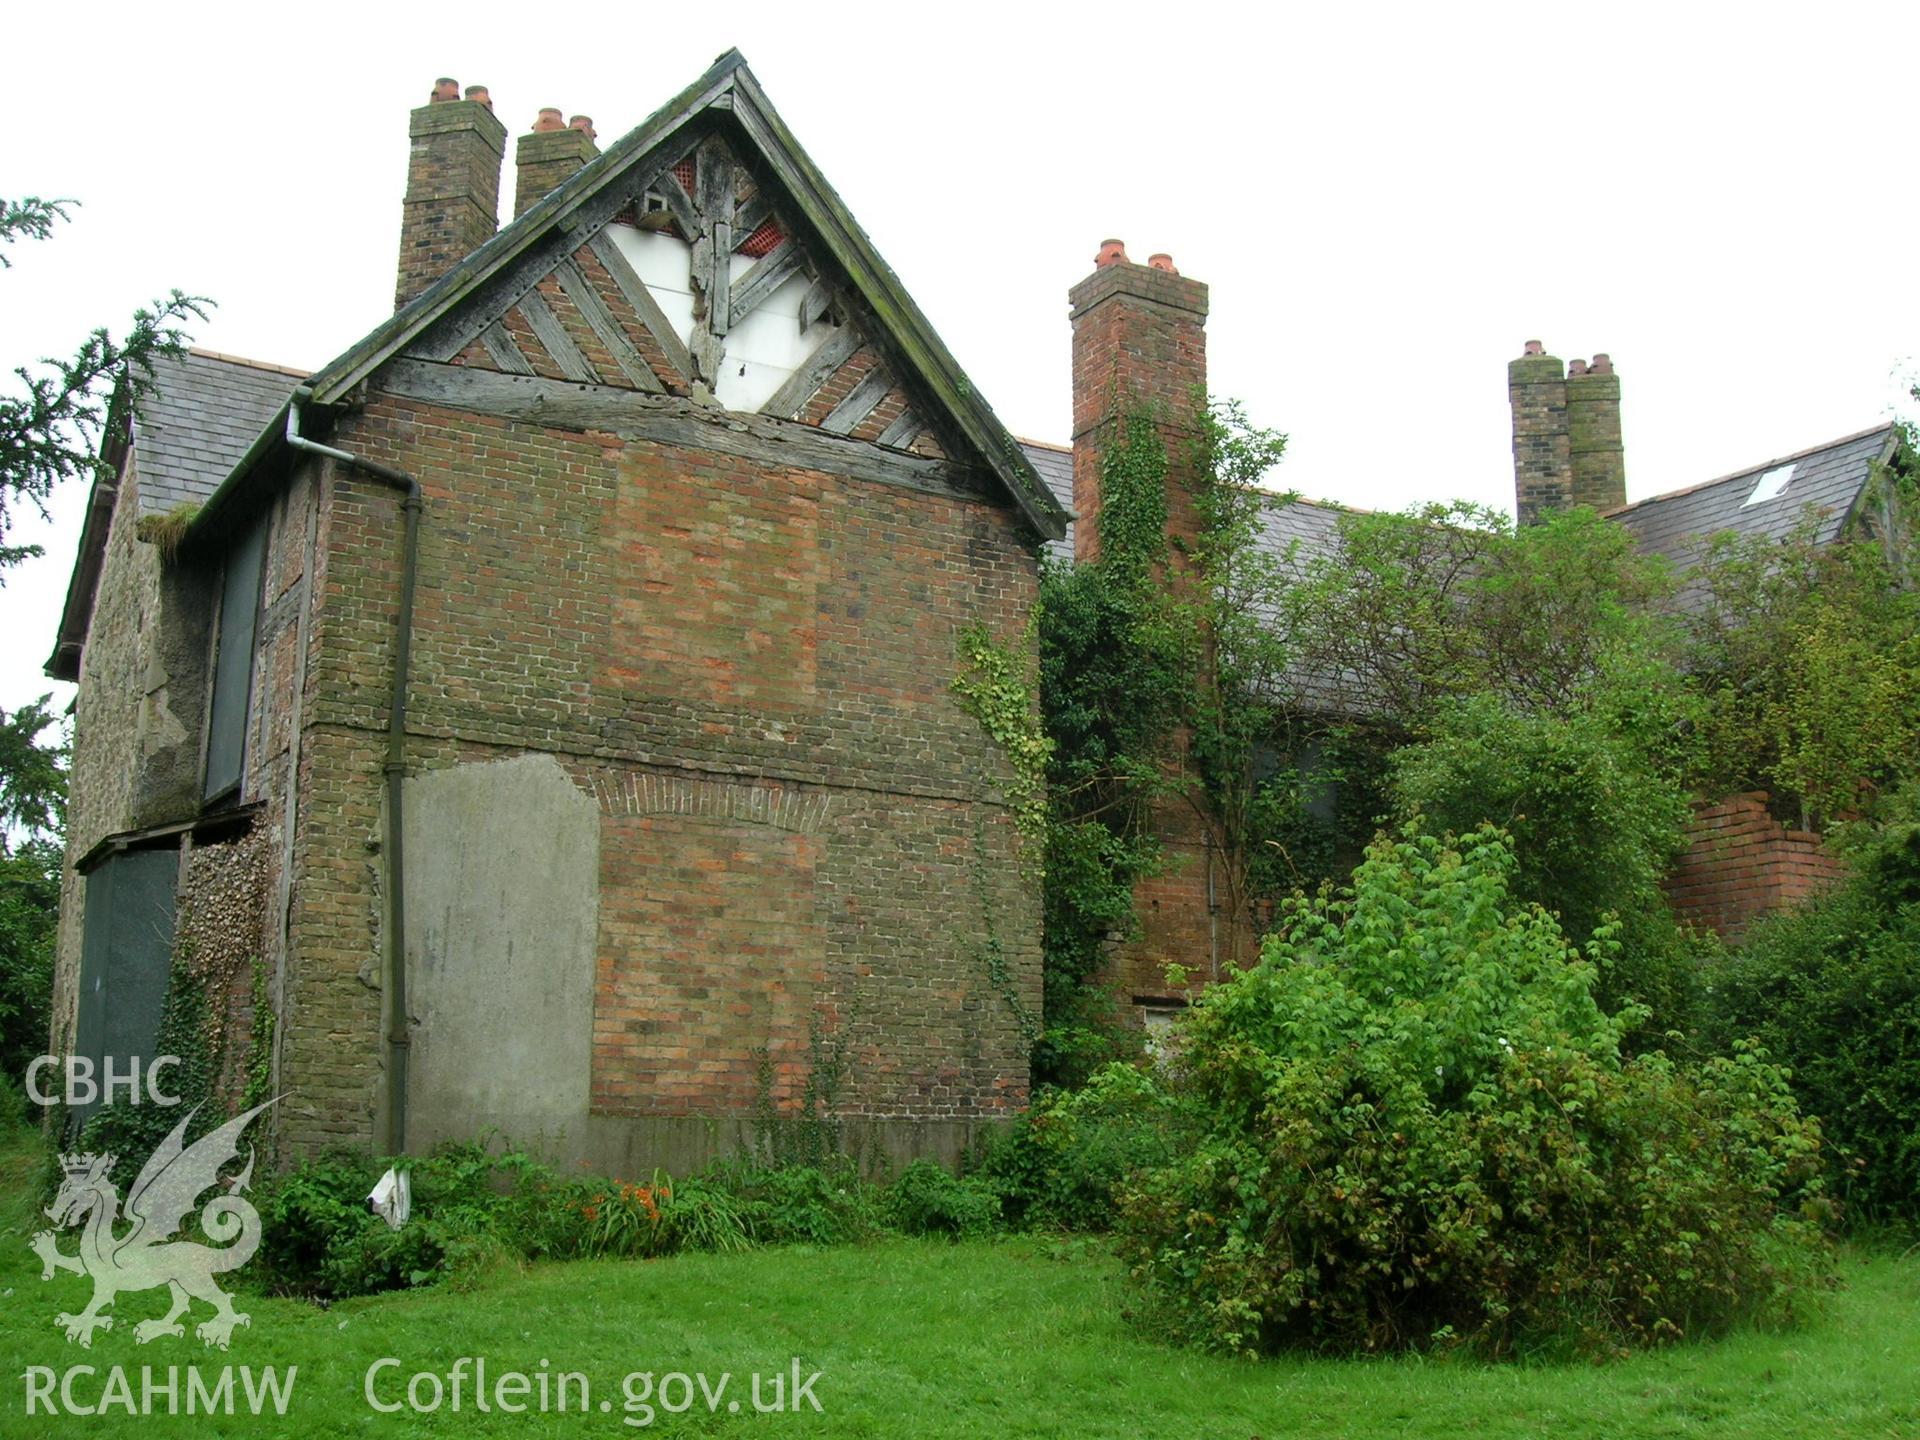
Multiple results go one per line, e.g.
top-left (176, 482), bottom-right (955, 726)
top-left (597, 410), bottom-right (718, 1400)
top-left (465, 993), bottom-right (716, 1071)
top-left (395, 77), bottom-right (507, 312)
top-left (1068, 239), bottom-right (1209, 563)
top-left (1509, 340), bottom-right (1570, 525)
top-left (1510, 341), bottom-right (1627, 522)
top-left (1567, 352), bottom-right (1626, 511)
top-left (515, 109), bottom-right (598, 217)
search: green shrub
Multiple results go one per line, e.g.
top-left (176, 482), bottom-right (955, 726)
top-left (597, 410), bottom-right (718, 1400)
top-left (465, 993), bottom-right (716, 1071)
top-left (1114, 825), bottom-right (1832, 1358)
top-left (1710, 812), bottom-right (1920, 1224)
top-left (884, 1160), bottom-right (1001, 1239)
top-left (251, 1149), bottom-right (383, 1295)
top-left (661, 1173), bottom-right (752, 1254)
top-left (707, 1160), bottom-right (879, 1247)
top-left (982, 1066), bottom-right (1186, 1233)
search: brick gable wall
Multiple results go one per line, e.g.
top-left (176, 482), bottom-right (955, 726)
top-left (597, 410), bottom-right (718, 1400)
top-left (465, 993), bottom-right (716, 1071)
top-left (273, 388), bottom-right (1041, 1169)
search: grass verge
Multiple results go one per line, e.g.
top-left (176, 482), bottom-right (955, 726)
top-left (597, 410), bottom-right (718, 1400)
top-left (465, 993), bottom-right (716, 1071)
top-left (2, 1129), bottom-right (1916, 1437)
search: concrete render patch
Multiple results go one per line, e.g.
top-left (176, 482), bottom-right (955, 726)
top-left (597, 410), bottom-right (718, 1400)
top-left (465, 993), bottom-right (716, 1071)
top-left (403, 751), bottom-right (598, 1156)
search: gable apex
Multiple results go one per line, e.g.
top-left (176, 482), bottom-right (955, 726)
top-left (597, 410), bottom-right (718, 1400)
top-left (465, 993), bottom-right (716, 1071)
top-left (281, 52), bottom-right (1065, 543)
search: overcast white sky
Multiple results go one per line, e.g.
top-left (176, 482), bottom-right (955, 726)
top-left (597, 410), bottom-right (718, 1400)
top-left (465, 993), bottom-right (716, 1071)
top-left (4, 1), bottom-right (1915, 722)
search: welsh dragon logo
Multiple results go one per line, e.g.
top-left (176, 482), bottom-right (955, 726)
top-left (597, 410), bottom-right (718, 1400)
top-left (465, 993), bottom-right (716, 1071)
top-left (31, 1098), bottom-right (276, 1349)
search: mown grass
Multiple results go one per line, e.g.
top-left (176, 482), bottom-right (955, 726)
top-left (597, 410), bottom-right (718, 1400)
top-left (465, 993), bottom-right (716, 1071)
top-left (2, 1128), bottom-right (1917, 1438)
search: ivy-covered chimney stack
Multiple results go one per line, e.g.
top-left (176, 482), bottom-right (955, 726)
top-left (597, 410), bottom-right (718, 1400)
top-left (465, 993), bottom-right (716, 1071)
top-left (1068, 241), bottom-right (1209, 563)
top-left (514, 110), bottom-right (598, 218)
top-left (1567, 353), bottom-right (1627, 511)
top-left (395, 78), bottom-right (507, 312)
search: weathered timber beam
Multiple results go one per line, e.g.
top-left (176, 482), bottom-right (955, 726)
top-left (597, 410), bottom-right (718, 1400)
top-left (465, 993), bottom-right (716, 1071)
top-left (478, 321), bottom-right (535, 375)
top-left (875, 407), bottom-right (923, 450)
top-left (728, 238), bottom-right (803, 325)
top-left (552, 256), bottom-right (664, 393)
top-left (515, 289), bottom-right (601, 384)
top-left (374, 358), bottom-right (983, 501)
top-left (583, 231), bottom-right (694, 384)
top-left (759, 328), bottom-right (860, 421)
top-left (819, 365), bottom-right (894, 436)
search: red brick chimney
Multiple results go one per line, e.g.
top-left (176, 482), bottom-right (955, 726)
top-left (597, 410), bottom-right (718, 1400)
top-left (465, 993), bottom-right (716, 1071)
top-left (396, 77), bottom-right (507, 312)
top-left (514, 109), bottom-right (598, 218)
top-left (1068, 239), bottom-right (1209, 563)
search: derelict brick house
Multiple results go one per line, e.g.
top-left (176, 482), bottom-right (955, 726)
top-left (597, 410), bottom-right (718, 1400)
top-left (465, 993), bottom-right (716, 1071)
top-left (47, 52), bottom-right (1905, 1152)
top-left (48, 52), bottom-right (1070, 1169)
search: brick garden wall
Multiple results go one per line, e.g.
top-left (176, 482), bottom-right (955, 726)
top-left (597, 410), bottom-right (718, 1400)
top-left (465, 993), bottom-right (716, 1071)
top-left (1667, 791), bottom-right (1848, 944)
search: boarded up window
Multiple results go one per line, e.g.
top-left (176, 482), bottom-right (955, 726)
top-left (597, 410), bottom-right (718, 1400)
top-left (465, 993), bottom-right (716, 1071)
top-left (71, 847), bottom-right (179, 1129)
top-left (203, 517), bottom-right (266, 801)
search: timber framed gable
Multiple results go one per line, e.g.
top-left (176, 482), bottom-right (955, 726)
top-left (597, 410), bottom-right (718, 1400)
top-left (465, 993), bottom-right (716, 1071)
top-left (188, 50), bottom-right (1068, 550)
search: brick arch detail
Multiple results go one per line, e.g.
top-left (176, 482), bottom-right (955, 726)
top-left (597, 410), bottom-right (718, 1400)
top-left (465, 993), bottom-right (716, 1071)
top-left (573, 764), bottom-right (832, 835)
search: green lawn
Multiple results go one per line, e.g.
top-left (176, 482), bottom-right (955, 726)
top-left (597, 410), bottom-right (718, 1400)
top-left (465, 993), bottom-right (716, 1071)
top-left (3, 1136), bottom-right (1918, 1438)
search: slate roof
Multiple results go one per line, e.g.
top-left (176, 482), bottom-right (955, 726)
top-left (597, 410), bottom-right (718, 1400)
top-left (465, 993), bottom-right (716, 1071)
top-left (1021, 440), bottom-right (1074, 562)
top-left (129, 350), bottom-right (306, 517)
top-left (1607, 424), bottom-right (1896, 612)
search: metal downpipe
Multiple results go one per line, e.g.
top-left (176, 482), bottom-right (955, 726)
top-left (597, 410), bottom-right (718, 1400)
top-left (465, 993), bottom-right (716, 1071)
top-left (287, 389), bottom-right (423, 1155)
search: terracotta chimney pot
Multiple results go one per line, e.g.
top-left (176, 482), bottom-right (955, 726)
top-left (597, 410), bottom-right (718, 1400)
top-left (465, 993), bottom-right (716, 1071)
top-left (1095, 238), bottom-right (1128, 268)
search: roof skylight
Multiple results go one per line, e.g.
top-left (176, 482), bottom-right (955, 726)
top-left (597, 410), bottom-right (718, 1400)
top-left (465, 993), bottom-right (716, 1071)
top-left (1743, 464), bottom-right (1796, 507)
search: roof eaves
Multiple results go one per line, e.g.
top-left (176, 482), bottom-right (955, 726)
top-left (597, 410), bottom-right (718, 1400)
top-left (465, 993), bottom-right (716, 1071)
top-left (44, 377), bottom-right (134, 680)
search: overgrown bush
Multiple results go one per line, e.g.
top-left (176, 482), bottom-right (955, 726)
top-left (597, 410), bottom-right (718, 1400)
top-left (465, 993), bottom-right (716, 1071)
top-left (980, 1065), bottom-right (1187, 1233)
top-left (679, 1158), bottom-right (880, 1248)
top-left (1709, 789), bottom-right (1920, 1224)
top-left (884, 1160), bottom-right (1001, 1239)
top-left (1114, 826), bottom-right (1832, 1358)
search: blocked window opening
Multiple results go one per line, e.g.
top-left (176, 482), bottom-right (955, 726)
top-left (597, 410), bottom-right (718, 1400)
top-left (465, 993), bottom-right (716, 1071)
top-left (203, 515), bottom-right (266, 803)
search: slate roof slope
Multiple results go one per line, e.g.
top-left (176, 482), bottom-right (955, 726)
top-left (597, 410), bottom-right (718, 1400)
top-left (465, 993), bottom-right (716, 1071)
top-left (46, 349), bottom-right (309, 679)
top-left (1021, 440), bottom-right (1074, 561)
top-left (131, 350), bottom-right (306, 517)
top-left (1609, 424), bottom-right (1895, 611)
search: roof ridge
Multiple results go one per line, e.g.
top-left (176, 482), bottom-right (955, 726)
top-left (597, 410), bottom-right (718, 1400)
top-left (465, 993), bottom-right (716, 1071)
top-left (185, 347), bottom-right (311, 380)
top-left (1605, 422), bottom-right (1895, 517)
top-left (1259, 488), bottom-right (1364, 515)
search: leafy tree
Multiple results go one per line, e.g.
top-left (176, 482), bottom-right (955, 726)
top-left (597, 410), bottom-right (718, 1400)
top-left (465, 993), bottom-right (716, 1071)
top-left (1031, 400), bottom-right (1295, 1081)
top-left (1277, 501), bottom-right (1704, 1032)
top-left (0, 196), bottom-right (208, 1097)
top-left (2, 197), bottom-right (208, 566)
top-left (1686, 504), bottom-right (1920, 830)
top-left (1278, 501), bottom-right (1677, 725)
top-left (1182, 399), bottom-right (1296, 958)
